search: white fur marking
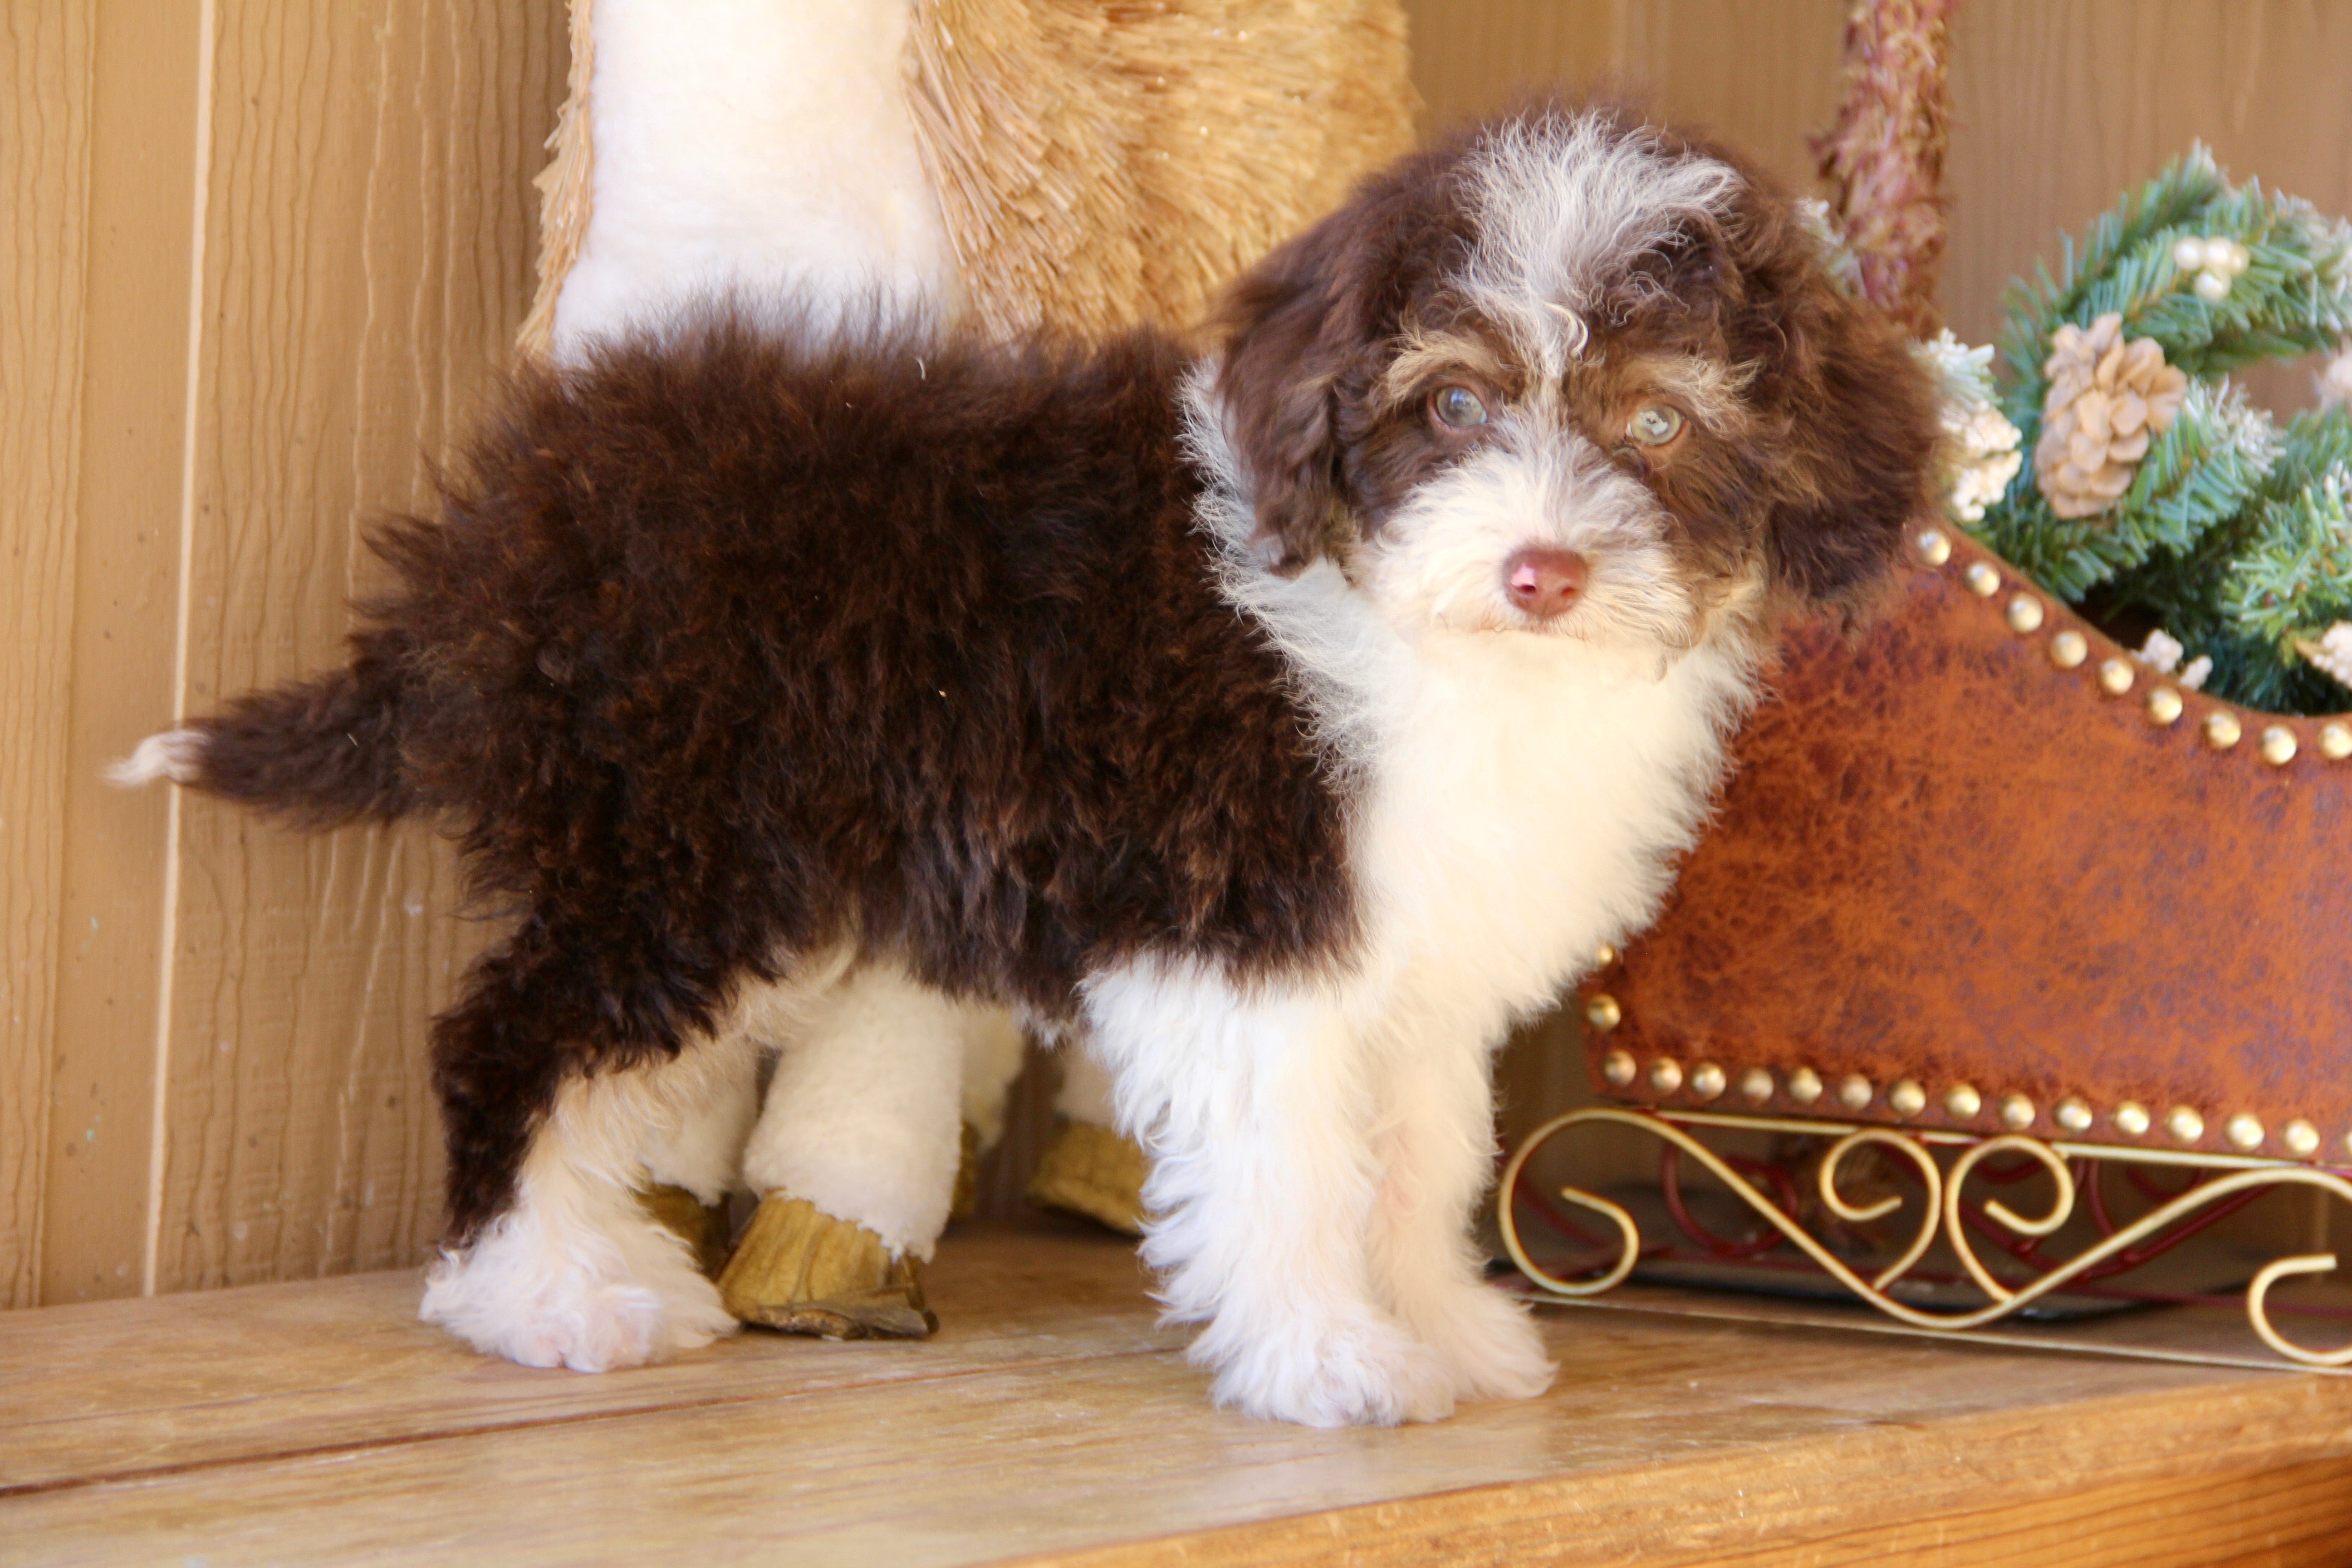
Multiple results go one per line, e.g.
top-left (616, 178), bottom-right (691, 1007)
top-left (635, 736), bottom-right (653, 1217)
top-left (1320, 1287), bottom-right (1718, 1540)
top-left (1463, 116), bottom-right (1741, 377)
top-left (108, 729), bottom-right (206, 788)
top-left (421, 1055), bottom-right (745, 1372)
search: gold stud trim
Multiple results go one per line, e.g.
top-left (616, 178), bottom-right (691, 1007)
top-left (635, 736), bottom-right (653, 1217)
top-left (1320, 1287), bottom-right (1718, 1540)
top-left (2321, 721), bottom-right (2352, 761)
top-left (1999, 1094), bottom-right (2036, 1132)
top-left (2005, 593), bottom-right (2046, 634)
top-left (2225, 1113), bottom-right (2266, 1152)
top-left (1887, 1079), bottom-right (1926, 1117)
top-left (2259, 725), bottom-right (2298, 766)
top-left (2097, 657), bottom-right (2135, 696)
top-left (1916, 528), bottom-right (1952, 567)
top-left (1787, 1068), bottom-right (1824, 1106)
top-left (2055, 1097), bottom-right (2094, 1133)
top-left (1689, 1062), bottom-right (1727, 1101)
top-left (1964, 561), bottom-right (2001, 597)
top-left (2146, 686), bottom-right (2184, 725)
top-left (1837, 1073), bottom-right (1874, 1112)
top-left (1944, 1083), bottom-right (1982, 1119)
top-left (2167, 1106), bottom-right (2206, 1145)
top-left (1737, 1066), bottom-right (1774, 1103)
top-left (2113, 1102), bottom-right (2151, 1138)
top-left (1601, 1049), bottom-right (1637, 1088)
top-left (1648, 1058), bottom-right (1683, 1094)
top-left (2284, 1120), bottom-right (2321, 1158)
top-left (1594, 942), bottom-right (1618, 968)
top-left (1585, 994), bottom-right (1622, 1032)
top-left (2204, 711), bottom-right (2242, 750)
top-left (2050, 630), bottom-right (2088, 669)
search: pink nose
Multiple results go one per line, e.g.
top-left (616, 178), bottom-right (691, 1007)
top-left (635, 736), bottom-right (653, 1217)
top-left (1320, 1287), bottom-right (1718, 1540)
top-left (1503, 547), bottom-right (1589, 620)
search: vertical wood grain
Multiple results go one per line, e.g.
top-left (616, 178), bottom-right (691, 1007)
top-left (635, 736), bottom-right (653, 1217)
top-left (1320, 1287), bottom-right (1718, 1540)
top-left (1408, 0), bottom-right (1848, 191)
top-left (38, 0), bottom-right (204, 1304)
top-left (147, 0), bottom-right (563, 1292)
top-left (0, 0), bottom-right (95, 1308)
top-left (1407, 0), bottom-right (1623, 128)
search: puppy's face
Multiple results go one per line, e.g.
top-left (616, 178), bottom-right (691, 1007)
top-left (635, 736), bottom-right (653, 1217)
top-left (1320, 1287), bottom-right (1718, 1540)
top-left (1215, 108), bottom-right (1939, 654)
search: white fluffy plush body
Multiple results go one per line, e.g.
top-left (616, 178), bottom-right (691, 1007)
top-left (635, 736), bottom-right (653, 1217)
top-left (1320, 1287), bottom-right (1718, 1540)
top-left (551, 0), bottom-right (958, 355)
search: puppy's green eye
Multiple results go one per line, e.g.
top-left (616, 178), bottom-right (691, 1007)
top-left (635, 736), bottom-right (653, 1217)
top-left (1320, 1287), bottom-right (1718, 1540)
top-left (1431, 385), bottom-right (1489, 431)
top-left (1626, 405), bottom-right (1683, 446)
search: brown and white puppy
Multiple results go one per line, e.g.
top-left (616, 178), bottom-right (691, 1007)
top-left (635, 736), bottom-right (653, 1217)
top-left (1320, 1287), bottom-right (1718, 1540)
top-left (118, 107), bottom-right (1936, 1426)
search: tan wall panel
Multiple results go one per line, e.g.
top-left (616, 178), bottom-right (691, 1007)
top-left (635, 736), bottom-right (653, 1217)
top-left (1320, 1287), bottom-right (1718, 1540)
top-left (1943, 0), bottom-right (2352, 412)
top-left (153, 0), bottom-right (563, 1292)
top-left (40, 1), bottom-right (204, 1305)
top-left (1408, 0), bottom-right (1848, 191)
top-left (0, 0), bottom-right (95, 1308)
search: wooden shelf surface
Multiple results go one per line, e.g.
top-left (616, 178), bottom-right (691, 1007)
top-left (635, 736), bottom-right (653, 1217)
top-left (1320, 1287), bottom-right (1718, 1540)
top-left (5, 1221), bottom-right (2352, 1567)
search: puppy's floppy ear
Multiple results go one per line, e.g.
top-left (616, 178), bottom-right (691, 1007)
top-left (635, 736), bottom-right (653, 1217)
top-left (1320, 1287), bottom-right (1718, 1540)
top-left (1214, 204), bottom-right (1381, 575)
top-left (1734, 194), bottom-right (1942, 619)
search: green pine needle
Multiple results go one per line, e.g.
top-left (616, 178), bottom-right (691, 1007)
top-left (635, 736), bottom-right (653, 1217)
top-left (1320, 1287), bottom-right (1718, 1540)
top-left (1968, 144), bottom-right (2352, 713)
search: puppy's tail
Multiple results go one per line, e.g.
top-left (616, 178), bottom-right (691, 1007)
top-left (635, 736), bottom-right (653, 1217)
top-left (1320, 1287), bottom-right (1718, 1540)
top-left (110, 637), bottom-right (417, 828)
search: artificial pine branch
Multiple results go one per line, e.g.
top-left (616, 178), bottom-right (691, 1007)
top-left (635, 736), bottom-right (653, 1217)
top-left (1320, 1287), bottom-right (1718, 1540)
top-left (1966, 147), bottom-right (2352, 711)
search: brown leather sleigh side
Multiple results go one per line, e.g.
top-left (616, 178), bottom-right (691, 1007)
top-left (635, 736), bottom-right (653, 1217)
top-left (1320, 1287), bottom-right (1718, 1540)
top-left (1580, 522), bottom-right (2352, 1163)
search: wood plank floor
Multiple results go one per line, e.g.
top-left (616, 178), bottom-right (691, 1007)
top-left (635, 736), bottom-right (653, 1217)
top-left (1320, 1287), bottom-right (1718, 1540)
top-left (6, 1220), bottom-right (2352, 1567)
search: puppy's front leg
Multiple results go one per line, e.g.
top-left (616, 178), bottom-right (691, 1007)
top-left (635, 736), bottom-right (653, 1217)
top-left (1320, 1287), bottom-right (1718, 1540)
top-left (1087, 963), bottom-right (1455, 1427)
top-left (1366, 1021), bottom-right (1555, 1406)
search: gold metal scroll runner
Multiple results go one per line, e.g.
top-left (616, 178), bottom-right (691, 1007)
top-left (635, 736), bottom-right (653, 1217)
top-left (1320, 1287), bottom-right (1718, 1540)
top-left (1499, 1107), bottom-right (2352, 1367)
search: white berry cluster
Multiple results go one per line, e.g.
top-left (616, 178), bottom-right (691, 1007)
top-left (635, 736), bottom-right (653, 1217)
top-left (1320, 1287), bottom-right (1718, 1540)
top-left (2174, 234), bottom-right (2251, 303)
top-left (1915, 330), bottom-right (2024, 523)
top-left (2133, 627), bottom-right (2211, 691)
top-left (2299, 622), bottom-right (2352, 690)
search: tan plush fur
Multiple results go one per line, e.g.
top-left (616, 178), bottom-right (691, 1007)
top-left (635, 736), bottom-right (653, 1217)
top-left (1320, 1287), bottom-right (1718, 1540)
top-left (518, 0), bottom-right (1419, 353)
top-left (902, 0), bottom-right (1418, 339)
top-left (516, 0), bottom-right (598, 363)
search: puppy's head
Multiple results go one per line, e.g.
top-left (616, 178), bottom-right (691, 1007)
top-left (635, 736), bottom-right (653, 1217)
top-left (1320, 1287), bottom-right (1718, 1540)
top-left (1213, 105), bottom-right (1938, 651)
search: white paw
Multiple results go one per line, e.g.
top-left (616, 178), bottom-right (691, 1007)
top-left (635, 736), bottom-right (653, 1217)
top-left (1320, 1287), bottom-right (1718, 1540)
top-left (420, 1214), bottom-right (738, 1373)
top-left (1408, 1278), bottom-right (1556, 1404)
top-left (1202, 1311), bottom-right (1459, 1427)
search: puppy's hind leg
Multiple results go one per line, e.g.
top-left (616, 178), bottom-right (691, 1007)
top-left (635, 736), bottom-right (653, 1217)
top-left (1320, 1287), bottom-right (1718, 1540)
top-left (1087, 963), bottom-right (1455, 1427)
top-left (635, 1038), bottom-right (761, 1276)
top-left (419, 931), bottom-right (746, 1372)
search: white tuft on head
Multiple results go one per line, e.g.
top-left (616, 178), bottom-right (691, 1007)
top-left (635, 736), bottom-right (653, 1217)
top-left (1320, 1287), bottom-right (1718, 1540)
top-left (107, 729), bottom-right (207, 789)
top-left (1461, 112), bottom-right (1741, 378)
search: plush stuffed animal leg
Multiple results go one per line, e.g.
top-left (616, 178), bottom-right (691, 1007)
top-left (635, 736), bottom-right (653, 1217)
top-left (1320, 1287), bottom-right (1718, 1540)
top-left (721, 963), bottom-right (988, 1338)
top-left (1028, 1050), bottom-right (1147, 1236)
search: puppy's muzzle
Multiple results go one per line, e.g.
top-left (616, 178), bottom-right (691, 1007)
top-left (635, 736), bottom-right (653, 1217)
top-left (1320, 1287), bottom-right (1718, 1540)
top-left (1503, 546), bottom-right (1589, 621)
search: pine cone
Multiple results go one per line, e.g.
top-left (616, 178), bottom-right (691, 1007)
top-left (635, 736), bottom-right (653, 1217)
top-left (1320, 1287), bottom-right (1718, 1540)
top-left (2033, 312), bottom-right (2190, 519)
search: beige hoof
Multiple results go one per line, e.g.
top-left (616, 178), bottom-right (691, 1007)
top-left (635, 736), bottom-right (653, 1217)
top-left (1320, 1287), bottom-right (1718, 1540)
top-left (716, 1193), bottom-right (937, 1339)
top-left (1027, 1118), bottom-right (1147, 1237)
top-left (636, 1182), bottom-right (732, 1278)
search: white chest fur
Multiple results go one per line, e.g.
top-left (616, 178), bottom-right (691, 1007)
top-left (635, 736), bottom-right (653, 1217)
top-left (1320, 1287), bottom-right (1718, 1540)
top-left (1347, 629), bottom-right (1754, 1041)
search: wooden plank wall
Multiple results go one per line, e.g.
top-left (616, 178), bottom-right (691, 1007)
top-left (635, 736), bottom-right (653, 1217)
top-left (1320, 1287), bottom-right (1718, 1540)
top-left (3, 0), bottom-right (564, 1306)
top-left (4, 0), bottom-right (2348, 1307)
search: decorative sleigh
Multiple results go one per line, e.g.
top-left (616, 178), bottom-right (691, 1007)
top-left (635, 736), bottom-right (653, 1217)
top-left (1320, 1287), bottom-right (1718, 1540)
top-left (1501, 519), bottom-right (2352, 1367)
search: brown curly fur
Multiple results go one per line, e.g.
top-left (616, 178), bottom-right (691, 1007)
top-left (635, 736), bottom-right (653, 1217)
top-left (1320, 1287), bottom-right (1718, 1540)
top-left (163, 109), bottom-right (1939, 1247)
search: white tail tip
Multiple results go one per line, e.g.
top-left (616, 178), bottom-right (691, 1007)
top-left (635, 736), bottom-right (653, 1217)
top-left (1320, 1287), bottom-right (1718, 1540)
top-left (108, 729), bottom-right (206, 788)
